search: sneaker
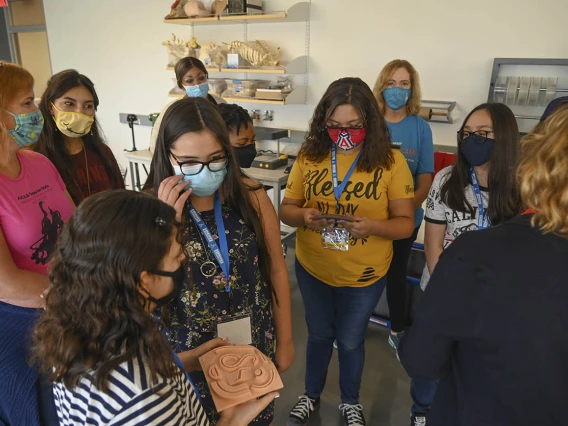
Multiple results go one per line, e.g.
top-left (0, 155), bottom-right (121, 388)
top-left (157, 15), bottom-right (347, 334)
top-left (410, 413), bottom-right (428, 426)
top-left (388, 331), bottom-right (404, 351)
top-left (339, 403), bottom-right (366, 426)
top-left (287, 394), bottom-right (320, 425)
top-left (333, 340), bottom-right (338, 349)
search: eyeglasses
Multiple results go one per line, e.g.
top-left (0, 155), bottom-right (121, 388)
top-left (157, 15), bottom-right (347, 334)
top-left (325, 126), bottom-right (365, 136)
top-left (171, 152), bottom-right (229, 176)
top-left (457, 130), bottom-right (495, 143)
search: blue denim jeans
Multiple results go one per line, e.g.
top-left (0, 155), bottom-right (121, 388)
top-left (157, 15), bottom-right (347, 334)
top-left (296, 258), bottom-right (386, 405)
top-left (411, 378), bottom-right (439, 415)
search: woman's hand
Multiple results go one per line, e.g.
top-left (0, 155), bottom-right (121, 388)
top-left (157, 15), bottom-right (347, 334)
top-left (176, 338), bottom-right (228, 372)
top-left (303, 208), bottom-right (334, 231)
top-left (218, 393), bottom-right (280, 426)
top-left (157, 176), bottom-right (192, 222)
top-left (275, 339), bottom-right (295, 373)
top-left (340, 216), bottom-right (377, 240)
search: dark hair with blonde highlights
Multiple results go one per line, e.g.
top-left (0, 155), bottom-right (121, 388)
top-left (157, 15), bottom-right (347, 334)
top-left (301, 77), bottom-right (394, 172)
top-left (519, 103), bottom-right (568, 237)
top-left (33, 190), bottom-right (182, 390)
top-left (373, 59), bottom-right (422, 116)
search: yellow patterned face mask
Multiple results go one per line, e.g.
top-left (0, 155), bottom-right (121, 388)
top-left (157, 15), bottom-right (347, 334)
top-left (51, 103), bottom-right (95, 138)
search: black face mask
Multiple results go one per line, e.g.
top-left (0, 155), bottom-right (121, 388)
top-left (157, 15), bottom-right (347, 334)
top-left (233, 144), bottom-right (257, 168)
top-left (460, 134), bottom-right (495, 167)
top-left (146, 266), bottom-right (185, 308)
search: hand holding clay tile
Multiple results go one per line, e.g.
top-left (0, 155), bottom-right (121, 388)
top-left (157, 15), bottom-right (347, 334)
top-left (199, 345), bottom-right (284, 412)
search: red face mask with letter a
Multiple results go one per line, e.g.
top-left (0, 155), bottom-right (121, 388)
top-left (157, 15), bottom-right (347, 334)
top-left (327, 127), bottom-right (367, 150)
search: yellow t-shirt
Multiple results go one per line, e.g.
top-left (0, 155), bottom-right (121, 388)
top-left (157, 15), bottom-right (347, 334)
top-left (285, 149), bottom-right (414, 287)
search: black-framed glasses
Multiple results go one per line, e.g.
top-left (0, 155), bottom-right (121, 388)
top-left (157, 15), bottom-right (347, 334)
top-left (458, 130), bottom-right (495, 143)
top-left (325, 126), bottom-right (365, 136)
top-left (171, 152), bottom-right (229, 176)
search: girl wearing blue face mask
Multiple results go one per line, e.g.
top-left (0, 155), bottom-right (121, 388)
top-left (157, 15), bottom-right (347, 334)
top-left (150, 57), bottom-right (226, 154)
top-left (0, 61), bottom-right (75, 426)
top-left (144, 97), bottom-right (294, 426)
top-left (372, 60), bottom-right (435, 355)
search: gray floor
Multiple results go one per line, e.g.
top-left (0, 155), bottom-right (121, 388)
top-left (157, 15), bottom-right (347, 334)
top-left (274, 242), bottom-right (413, 426)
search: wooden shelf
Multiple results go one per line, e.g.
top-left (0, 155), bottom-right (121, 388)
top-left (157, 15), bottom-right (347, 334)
top-left (221, 67), bottom-right (286, 74)
top-left (222, 96), bottom-right (286, 105)
top-left (163, 2), bottom-right (309, 26)
top-left (168, 85), bottom-right (306, 105)
top-left (166, 56), bottom-right (307, 75)
top-left (166, 65), bottom-right (220, 72)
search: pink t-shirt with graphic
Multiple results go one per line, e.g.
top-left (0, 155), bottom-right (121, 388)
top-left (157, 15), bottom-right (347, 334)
top-left (0, 150), bottom-right (74, 274)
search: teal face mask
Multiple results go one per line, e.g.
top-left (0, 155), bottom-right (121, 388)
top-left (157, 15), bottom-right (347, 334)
top-left (4, 109), bottom-right (44, 148)
top-left (382, 87), bottom-right (412, 111)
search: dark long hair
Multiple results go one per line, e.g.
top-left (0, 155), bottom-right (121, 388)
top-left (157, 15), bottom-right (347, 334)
top-left (440, 103), bottom-right (523, 225)
top-left (143, 97), bottom-right (274, 298)
top-left (301, 77), bottom-right (394, 172)
top-left (35, 70), bottom-right (122, 204)
top-left (174, 56), bottom-right (217, 105)
top-left (33, 190), bottom-right (181, 390)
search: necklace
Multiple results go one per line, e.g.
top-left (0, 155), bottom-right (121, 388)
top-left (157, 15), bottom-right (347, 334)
top-left (66, 142), bottom-right (91, 198)
top-left (83, 145), bottom-right (91, 196)
top-left (189, 216), bottom-right (217, 278)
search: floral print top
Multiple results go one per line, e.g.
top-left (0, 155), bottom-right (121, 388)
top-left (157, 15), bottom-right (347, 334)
top-left (166, 203), bottom-right (275, 425)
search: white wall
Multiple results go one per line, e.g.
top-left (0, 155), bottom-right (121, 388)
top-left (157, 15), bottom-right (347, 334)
top-left (44, 0), bottom-right (568, 169)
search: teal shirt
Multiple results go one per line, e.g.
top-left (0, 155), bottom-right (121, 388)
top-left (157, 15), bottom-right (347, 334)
top-left (387, 115), bottom-right (435, 229)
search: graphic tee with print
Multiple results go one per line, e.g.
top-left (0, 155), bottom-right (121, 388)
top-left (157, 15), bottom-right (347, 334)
top-left (387, 115), bottom-right (434, 229)
top-left (420, 165), bottom-right (489, 289)
top-left (0, 150), bottom-right (74, 274)
top-left (285, 149), bottom-right (414, 287)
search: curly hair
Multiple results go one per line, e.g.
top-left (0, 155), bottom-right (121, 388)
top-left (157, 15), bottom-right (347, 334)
top-left (217, 103), bottom-right (253, 136)
top-left (373, 59), bottom-right (422, 116)
top-left (301, 77), bottom-right (394, 172)
top-left (32, 190), bottom-right (182, 391)
top-left (519, 103), bottom-right (568, 237)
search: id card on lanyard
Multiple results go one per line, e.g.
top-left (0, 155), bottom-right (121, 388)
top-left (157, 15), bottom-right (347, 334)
top-left (188, 192), bottom-right (252, 345)
top-left (470, 167), bottom-right (490, 230)
top-left (321, 146), bottom-right (362, 251)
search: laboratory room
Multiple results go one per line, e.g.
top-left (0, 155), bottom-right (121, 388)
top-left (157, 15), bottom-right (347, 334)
top-left (1, 0), bottom-right (567, 425)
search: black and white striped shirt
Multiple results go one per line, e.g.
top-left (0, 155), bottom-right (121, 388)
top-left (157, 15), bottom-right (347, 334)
top-left (53, 351), bottom-right (209, 425)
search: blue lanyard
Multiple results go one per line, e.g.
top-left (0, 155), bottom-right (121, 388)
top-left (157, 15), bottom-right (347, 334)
top-left (470, 167), bottom-right (490, 230)
top-left (188, 192), bottom-right (231, 292)
top-left (331, 144), bottom-right (362, 212)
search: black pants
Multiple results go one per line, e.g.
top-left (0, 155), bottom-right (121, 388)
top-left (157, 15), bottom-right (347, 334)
top-left (385, 226), bottom-right (420, 333)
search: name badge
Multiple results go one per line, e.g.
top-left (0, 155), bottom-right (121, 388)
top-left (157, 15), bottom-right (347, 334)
top-left (321, 227), bottom-right (350, 251)
top-left (216, 311), bottom-right (253, 345)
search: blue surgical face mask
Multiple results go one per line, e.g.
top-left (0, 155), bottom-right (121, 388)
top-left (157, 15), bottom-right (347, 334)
top-left (4, 109), bottom-right (44, 148)
top-left (173, 164), bottom-right (227, 197)
top-left (382, 87), bottom-right (412, 111)
top-left (185, 82), bottom-right (210, 98)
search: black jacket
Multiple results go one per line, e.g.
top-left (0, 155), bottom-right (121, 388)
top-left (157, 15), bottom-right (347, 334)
top-left (399, 214), bottom-right (568, 426)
